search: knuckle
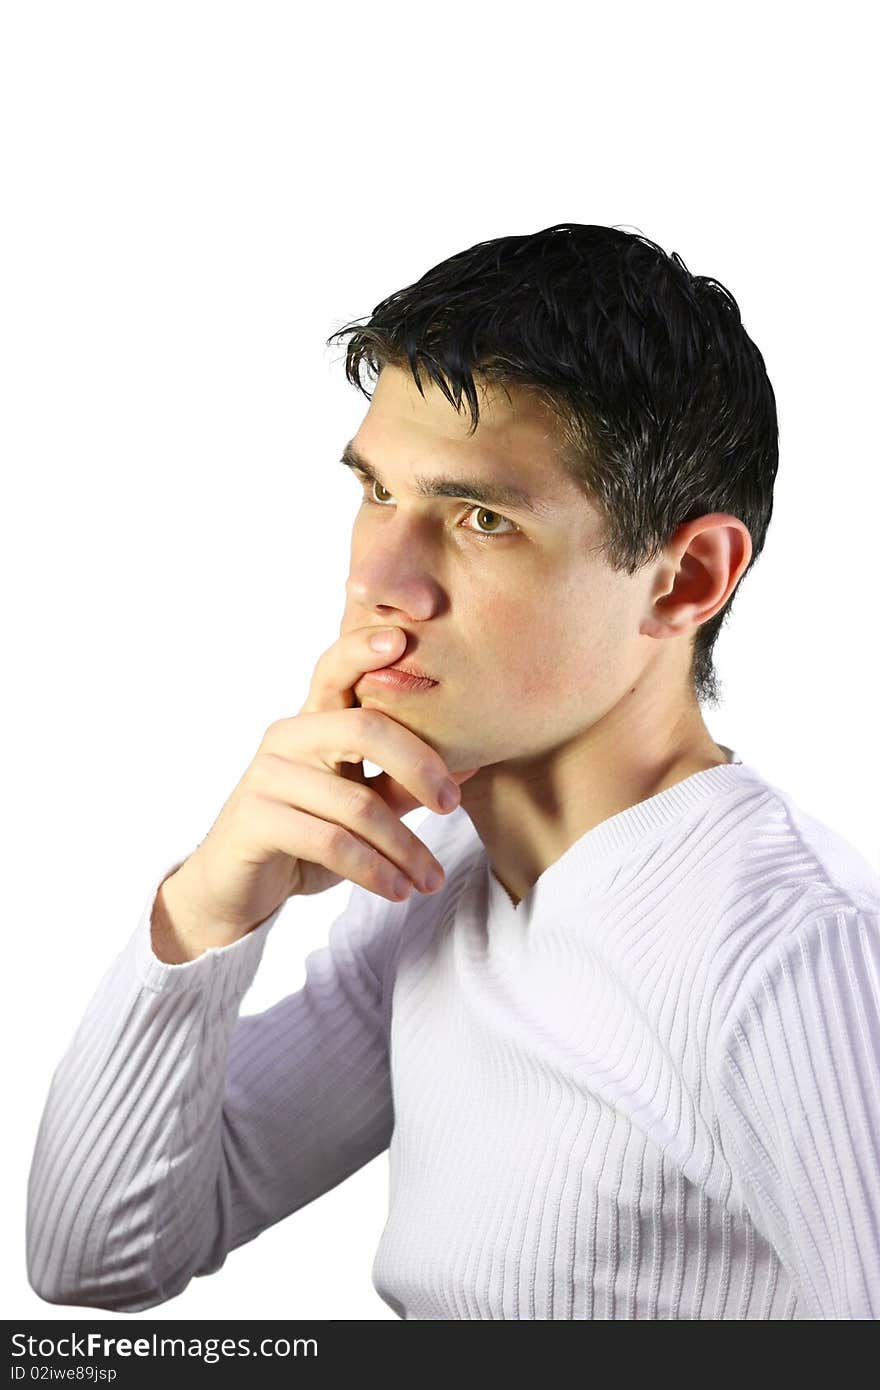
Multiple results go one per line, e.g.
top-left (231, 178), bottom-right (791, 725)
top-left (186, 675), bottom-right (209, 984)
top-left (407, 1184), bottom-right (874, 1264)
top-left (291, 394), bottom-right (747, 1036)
top-left (248, 751), bottom-right (276, 785)
top-left (316, 819), bottom-right (349, 858)
top-left (411, 751), bottom-right (440, 785)
top-left (354, 706), bottom-right (381, 737)
top-left (251, 750), bottom-right (298, 791)
top-left (367, 855), bottom-right (389, 890)
top-left (418, 841), bottom-right (438, 871)
top-left (263, 712), bottom-right (308, 746)
top-left (229, 788), bottom-right (258, 833)
top-left (342, 780), bottom-right (376, 822)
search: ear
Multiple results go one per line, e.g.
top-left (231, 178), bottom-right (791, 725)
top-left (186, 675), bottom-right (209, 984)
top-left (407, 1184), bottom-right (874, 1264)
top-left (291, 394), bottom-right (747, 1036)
top-left (639, 514), bottom-right (753, 639)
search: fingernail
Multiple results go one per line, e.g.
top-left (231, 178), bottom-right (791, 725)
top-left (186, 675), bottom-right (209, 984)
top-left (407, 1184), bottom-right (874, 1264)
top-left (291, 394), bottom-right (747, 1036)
top-left (370, 628), bottom-right (400, 652)
top-left (438, 779), bottom-right (460, 811)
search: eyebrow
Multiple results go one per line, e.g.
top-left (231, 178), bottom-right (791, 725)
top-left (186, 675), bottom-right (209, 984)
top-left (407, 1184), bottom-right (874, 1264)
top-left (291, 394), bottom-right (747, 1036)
top-left (339, 442), bottom-right (553, 520)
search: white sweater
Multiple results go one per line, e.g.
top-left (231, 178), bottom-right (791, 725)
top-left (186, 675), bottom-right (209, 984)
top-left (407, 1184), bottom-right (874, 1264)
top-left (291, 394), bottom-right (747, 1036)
top-left (26, 750), bottom-right (880, 1319)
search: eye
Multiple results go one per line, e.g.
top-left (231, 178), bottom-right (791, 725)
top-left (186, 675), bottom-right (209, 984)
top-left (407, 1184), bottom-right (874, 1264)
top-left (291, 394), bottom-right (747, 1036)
top-left (361, 477), bottom-right (518, 541)
top-left (462, 506), bottom-right (518, 538)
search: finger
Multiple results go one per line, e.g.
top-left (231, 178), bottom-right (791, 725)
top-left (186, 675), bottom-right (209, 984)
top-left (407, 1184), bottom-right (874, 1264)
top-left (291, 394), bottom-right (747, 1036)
top-left (368, 765), bottom-right (483, 820)
top-left (299, 624), bottom-right (409, 715)
top-left (249, 757), bottom-right (446, 896)
top-left (249, 795), bottom-right (419, 903)
top-left (362, 769), bottom-right (423, 820)
top-left (283, 706), bottom-right (463, 817)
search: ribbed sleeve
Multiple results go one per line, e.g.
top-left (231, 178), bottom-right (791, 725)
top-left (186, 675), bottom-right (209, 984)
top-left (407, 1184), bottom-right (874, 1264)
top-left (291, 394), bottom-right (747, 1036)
top-left (26, 856), bottom-right (398, 1313)
top-left (708, 907), bottom-right (880, 1319)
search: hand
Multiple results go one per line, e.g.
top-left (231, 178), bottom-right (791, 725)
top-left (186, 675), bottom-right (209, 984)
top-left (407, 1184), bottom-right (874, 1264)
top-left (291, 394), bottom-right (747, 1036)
top-left (161, 624), bottom-right (481, 949)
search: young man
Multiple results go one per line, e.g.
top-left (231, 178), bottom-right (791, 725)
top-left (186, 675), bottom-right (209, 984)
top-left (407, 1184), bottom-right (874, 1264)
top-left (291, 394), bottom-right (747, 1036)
top-left (27, 225), bottom-right (880, 1319)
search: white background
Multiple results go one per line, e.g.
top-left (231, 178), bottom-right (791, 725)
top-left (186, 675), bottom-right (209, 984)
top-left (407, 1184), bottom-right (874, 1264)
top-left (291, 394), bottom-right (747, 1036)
top-left (2, 0), bottom-right (877, 1322)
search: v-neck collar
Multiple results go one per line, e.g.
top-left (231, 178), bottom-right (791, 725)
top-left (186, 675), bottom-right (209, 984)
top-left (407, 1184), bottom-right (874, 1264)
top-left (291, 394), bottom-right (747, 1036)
top-left (485, 746), bottom-right (751, 922)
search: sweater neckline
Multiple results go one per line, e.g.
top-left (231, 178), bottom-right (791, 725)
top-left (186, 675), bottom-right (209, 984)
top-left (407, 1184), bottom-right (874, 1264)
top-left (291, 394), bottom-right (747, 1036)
top-left (486, 745), bottom-right (752, 917)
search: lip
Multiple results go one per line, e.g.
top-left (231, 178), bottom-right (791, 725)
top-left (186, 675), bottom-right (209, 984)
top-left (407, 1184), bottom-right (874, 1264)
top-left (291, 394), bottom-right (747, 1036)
top-left (386, 661), bottom-right (437, 681)
top-left (360, 666), bottom-right (439, 692)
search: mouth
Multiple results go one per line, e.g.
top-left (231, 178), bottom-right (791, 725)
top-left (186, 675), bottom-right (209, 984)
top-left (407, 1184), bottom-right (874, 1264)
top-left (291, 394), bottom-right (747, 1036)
top-left (359, 658), bottom-right (440, 694)
top-left (386, 661), bottom-right (437, 682)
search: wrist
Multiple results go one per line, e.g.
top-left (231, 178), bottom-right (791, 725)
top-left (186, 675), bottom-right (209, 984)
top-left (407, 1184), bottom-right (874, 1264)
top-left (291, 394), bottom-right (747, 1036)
top-left (150, 863), bottom-right (218, 964)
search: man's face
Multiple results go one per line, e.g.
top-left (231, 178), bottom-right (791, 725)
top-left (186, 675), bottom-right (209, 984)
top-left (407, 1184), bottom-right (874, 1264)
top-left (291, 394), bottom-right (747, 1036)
top-left (340, 364), bottom-right (662, 778)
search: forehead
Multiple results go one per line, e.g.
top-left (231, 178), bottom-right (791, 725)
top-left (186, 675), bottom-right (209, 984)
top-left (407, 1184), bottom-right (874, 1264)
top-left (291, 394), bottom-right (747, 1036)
top-left (359, 364), bottom-right (586, 508)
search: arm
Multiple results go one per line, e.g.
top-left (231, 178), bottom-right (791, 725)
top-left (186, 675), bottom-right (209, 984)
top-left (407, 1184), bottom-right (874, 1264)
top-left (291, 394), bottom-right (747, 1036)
top-left (708, 906), bottom-right (880, 1319)
top-left (25, 855), bottom-right (398, 1313)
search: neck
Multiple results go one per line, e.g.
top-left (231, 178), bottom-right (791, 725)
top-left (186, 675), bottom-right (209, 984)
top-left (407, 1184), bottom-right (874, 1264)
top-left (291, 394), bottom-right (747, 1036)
top-left (458, 701), bottom-right (728, 907)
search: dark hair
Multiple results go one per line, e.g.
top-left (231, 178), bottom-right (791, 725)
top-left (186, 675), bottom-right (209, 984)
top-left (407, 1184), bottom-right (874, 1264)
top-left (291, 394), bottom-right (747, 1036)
top-left (326, 223), bottom-right (779, 708)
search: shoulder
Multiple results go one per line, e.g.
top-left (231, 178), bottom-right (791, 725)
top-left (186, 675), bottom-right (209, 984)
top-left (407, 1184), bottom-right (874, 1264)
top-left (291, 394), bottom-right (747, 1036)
top-left (708, 899), bottom-right (880, 1074)
top-left (693, 764), bottom-right (880, 1048)
top-left (705, 762), bottom-right (880, 926)
top-left (768, 779), bottom-right (880, 914)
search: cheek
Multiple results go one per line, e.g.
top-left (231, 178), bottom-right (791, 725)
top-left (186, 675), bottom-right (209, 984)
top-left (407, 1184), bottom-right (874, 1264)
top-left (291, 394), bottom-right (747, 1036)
top-left (493, 582), bottom-right (622, 704)
top-left (486, 598), bottom-right (576, 700)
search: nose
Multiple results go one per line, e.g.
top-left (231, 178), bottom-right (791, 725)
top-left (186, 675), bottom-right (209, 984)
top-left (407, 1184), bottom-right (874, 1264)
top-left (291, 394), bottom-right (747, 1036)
top-left (345, 535), bottom-right (442, 621)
